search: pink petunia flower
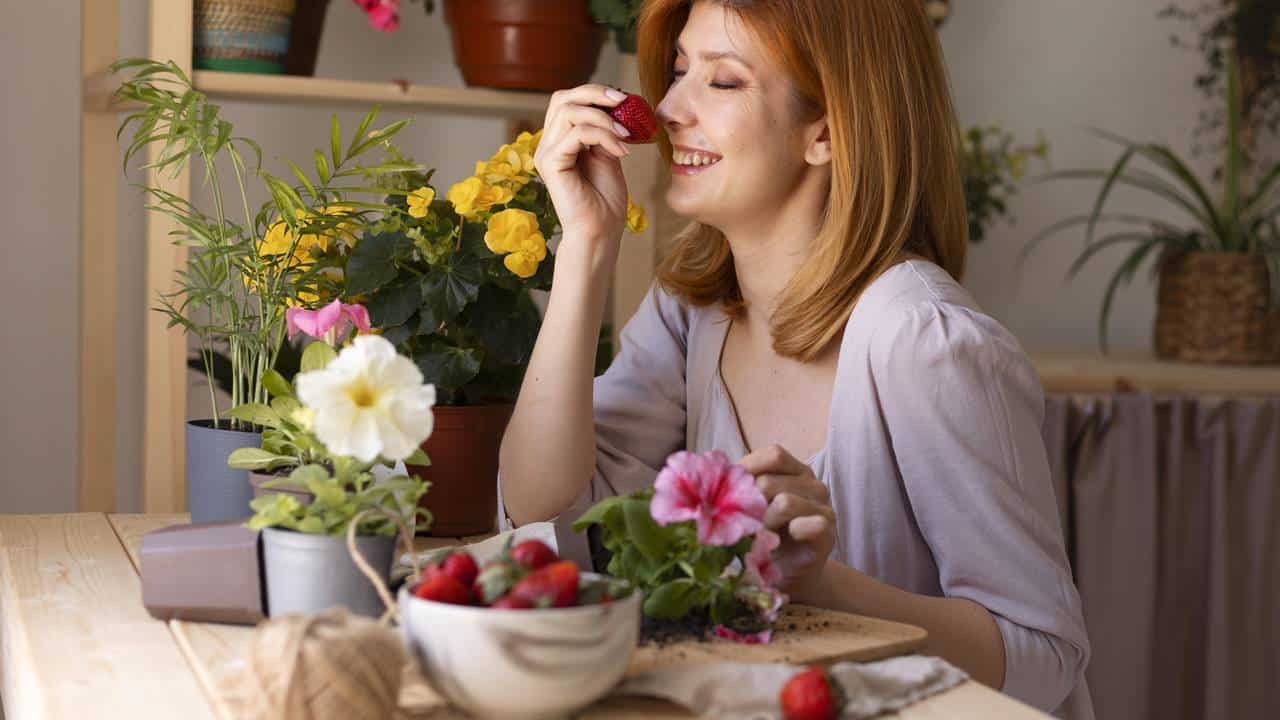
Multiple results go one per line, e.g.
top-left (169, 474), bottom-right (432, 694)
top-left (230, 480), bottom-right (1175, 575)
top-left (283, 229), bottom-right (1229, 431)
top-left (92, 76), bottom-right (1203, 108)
top-left (712, 625), bottom-right (773, 644)
top-left (365, 0), bottom-right (400, 32)
top-left (286, 299), bottom-right (371, 343)
top-left (650, 450), bottom-right (766, 547)
top-left (745, 529), bottom-right (784, 588)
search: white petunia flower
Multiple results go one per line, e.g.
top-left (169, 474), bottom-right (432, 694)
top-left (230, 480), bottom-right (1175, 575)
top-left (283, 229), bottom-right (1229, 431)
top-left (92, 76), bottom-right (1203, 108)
top-left (295, 335), bottom-right (436, 462)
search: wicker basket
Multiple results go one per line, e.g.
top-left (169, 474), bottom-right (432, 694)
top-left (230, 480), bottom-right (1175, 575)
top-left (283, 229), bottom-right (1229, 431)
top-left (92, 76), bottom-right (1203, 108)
top-left (194, 0), bottom-right (297, 74)
top-left (1154, 250), bottom-right (1280, 365)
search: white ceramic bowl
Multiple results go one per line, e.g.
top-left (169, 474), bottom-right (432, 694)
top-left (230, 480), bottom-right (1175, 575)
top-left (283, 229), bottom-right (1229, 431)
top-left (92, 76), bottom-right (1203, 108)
top-left (398, 573), bottom-right (642, 719)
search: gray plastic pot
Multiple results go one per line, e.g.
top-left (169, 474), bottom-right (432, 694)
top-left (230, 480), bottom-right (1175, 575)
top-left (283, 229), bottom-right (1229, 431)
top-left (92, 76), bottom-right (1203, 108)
top-left (261, 527), bottom-right (395, 618)
top-left (186, 420), bottom-right (261, 523)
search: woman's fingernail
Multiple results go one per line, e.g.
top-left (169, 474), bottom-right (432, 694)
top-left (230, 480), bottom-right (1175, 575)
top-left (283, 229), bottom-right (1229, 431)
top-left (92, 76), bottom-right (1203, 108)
top-left (606, 87), bottom-right (627, 102)
top-left (613, 121), bottom-right (631, 137)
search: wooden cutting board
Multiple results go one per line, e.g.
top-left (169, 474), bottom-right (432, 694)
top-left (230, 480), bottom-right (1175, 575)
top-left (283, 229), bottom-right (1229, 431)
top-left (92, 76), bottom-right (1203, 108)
top-left (627, 603), bottom-right (927, 675)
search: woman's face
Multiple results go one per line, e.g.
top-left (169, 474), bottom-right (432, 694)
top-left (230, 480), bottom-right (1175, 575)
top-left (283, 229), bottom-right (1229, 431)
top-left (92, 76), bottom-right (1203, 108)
top-left (656, 1), bottom-right (828, 231)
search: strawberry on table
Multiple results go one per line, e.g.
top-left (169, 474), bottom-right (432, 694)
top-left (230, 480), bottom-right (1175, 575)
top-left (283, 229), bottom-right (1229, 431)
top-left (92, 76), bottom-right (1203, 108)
top-left (780, 666), bottom-right (844, 720)
top-left (510, 539), bottom-right (558, 570)
top-left (509, 560), bottom-right (579, 608)
top-left (607, 91), bottom-right (658, 144)
top-left (413, 571), bottom-right (473, 606)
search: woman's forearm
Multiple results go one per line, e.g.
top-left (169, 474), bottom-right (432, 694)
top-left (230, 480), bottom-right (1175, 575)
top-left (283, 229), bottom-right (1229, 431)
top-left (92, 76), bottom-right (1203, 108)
top-left (499, 236), bottom-right (614, 526)
top-left (805, 560), bottom-right (1007, 689)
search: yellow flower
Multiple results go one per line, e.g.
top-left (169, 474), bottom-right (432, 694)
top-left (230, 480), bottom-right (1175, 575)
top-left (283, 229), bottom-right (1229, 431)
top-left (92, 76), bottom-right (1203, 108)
top-left (448, 177), bottom-right (485, 218)
top-left (503, 251), bottom-right (541, 279)
top-left (626, 197), bottom-right (648, 234)
top-left (407, 186), bottom-right (435, 219)
top-left (484, 208), bottom-right (543, 254)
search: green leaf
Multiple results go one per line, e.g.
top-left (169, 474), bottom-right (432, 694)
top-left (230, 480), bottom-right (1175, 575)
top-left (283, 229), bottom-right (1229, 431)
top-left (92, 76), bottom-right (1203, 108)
top-left (348, 107), bottom-right (380, 158)
top-left (314, 149), bottom-right (331, 185)
top-left (464, 286), bottom-right (540, 365)
top-left (403, 447), bottom-right (431, 467)
top-left (261, 369), bottom-right (294, 399)
top-left (413, 341), bottom-right (482, 393)
top-left (1098, 235), bottom-right (1170, 352)
top-left (225, 403), bottom-right (280, 429)
top-left (419, 256), bottom-right (484, 326)
top-left (367, 279), bottom-right (421, 328)
top-left (1066, 232), bottom-right (1152, 280)
top-left (643, 578), bottom-right (699, 619)
top-left (300, 341), bottom-right (337, 372)
top-left (330, 115), bottom-right (343, 172)
top-left (227, 447), bottom-right (295, 471)
top-left (572, 496), bottom-right (625, 533)
top-left (345, 231), bottom-right (413, 295)
top-left (287, 160), bottom-right (316, 201)
top-left (623, 497), bottom-right (670, 562)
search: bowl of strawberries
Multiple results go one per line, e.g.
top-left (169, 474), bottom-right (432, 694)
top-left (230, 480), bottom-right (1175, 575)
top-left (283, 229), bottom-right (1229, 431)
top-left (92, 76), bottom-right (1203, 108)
top-left (398, 538), bottom-right (641, 719)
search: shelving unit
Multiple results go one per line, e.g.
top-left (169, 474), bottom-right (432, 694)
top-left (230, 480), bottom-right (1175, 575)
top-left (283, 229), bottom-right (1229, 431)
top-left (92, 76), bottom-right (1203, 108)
top-left (78, 1), bottom-right (664, 513)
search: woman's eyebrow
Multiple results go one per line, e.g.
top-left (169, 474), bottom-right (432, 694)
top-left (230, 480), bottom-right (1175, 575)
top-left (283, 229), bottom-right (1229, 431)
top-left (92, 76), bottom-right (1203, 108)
top-left (675, 42), bottom-right (754, 70)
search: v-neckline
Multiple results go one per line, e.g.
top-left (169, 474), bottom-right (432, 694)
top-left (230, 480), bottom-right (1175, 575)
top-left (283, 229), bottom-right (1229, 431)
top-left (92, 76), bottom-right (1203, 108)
top-left (713, 311), bottom-right (834, 468)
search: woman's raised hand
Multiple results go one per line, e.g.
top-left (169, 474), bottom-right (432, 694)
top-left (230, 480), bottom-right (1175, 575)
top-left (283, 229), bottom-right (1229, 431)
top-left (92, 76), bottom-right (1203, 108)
top-left (533, 84), bottom-right (634, 258)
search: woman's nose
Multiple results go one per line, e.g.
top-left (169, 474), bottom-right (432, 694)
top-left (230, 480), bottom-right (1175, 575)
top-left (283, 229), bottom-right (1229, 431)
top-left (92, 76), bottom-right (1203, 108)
top-left (656, 88), bottom-right (692, 132)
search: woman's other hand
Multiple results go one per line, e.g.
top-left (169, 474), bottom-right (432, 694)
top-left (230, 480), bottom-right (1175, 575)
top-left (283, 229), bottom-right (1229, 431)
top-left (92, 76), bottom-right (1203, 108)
top-left (739, 444), bottom-right (837, 604)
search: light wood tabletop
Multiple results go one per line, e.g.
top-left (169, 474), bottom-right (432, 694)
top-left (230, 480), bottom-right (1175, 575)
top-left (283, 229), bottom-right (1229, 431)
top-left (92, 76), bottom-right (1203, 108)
top-left (0, 513), bottom-right (1050, 719)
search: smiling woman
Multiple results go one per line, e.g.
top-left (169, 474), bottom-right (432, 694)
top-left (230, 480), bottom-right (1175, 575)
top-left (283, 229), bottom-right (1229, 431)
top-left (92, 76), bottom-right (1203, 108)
top-left (498, 3), bottom-right (1093, 718)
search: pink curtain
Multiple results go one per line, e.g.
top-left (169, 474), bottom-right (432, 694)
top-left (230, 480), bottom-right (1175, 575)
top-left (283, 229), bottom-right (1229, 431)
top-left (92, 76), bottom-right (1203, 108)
top-left (1043, 393), bottom-right (1280, 720)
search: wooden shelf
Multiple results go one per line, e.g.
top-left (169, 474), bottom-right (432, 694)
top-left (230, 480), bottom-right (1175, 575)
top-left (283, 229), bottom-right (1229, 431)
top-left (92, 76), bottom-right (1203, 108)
top-left (86, 70), bottom-right (552, 118)
top-left (1031, 350), bottom-right (1280, 395)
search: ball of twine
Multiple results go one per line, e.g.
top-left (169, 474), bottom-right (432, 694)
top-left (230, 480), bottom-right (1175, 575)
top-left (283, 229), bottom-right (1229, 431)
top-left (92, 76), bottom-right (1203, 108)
top-left (225, 607), bottom-right (408, 720)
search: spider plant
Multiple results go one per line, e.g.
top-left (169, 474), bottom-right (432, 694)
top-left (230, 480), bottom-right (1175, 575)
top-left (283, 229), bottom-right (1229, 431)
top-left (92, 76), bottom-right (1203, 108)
top-left (1024, 46), bottom-right (1280, 351)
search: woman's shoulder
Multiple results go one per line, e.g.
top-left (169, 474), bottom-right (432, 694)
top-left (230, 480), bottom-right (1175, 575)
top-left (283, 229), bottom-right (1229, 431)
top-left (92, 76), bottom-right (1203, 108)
top-left (846, 259), bottom-right (1033, 380)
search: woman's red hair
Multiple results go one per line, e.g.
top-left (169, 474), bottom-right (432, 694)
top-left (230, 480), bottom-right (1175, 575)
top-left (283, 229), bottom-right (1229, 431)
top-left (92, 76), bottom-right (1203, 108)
top-left (637, 0), bottom-right (968, 361)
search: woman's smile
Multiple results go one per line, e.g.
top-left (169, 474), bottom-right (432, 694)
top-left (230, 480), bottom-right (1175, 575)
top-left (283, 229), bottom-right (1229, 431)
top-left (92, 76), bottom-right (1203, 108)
top-left (671, 144), bottom-right (723, 175)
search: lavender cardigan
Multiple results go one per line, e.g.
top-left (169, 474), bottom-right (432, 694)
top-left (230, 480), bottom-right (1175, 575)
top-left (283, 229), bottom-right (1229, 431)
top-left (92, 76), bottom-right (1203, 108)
top-left (523, 259), bottom-right (1093, 718)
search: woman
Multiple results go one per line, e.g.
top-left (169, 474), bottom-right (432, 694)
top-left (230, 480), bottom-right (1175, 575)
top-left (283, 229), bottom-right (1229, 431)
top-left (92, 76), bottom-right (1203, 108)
top-left (499, 1), bottom-right (1093, 717)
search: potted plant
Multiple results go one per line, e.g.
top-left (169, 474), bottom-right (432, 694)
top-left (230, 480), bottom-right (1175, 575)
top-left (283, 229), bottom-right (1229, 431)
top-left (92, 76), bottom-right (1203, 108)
top-left (590, 0), bottom-right (643, 54)
top-left (246, 334), bottom-right (435, 618)
top-left (194, 0), bottom-right (298, 74)
top-left (573, 449), bottom-right (787, 643)
top-left (445, 0), bottom-right (605, 92)
top-left (338, 130), bottom-right (646, 535)
top-left (1027, 44), bottom-right (1280, 363)
top-left (114, 59), bottom-right (419, 521)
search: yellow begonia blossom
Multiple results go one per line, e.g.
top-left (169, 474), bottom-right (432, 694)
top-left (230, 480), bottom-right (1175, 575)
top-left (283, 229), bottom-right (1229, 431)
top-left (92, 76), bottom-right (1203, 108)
top-left (447, 177), bottom-right (485, 218)
top-left (626, 197), bottom-right (648, 234)
top-left (485, 208), bottom-right (547, 278)
top-left (407, 186), bottom-right (435, 219)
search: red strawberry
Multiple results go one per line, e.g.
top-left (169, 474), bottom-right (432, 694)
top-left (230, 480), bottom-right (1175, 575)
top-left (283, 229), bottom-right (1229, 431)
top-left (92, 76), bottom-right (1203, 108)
top-left (780, 667), bottom-right (843, 720)
top-left (490, 594), bottom-right (534, 610)
top-left (440, 551), bottom-right (479, 588)
top-left (509, 560), bottom-right (580, 608)
top-left (413, 571), bottom-right (472, 606)
top-left (608, 91), bottom-right (658, 144)
top-left (511, 539), bottom-right (558, 570)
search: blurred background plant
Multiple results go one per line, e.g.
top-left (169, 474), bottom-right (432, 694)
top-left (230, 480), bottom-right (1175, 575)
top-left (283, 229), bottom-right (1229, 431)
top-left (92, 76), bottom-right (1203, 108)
top-left (590, 0), bottom-right (644, 53)
top-left (960, 124), bottom-right (1050, 244)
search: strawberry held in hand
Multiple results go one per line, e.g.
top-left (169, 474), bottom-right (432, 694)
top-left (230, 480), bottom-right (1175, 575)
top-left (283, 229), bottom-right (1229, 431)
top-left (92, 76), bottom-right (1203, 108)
top-left (780, 666), bottom-right (844, 720)
top-left (608, 91), bottom-right (658, 144)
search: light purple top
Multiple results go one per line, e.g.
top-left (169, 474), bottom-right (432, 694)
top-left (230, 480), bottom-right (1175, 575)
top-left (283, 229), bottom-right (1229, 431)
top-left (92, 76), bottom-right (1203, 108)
top-left (546, 259), bottom-right (1094, 718)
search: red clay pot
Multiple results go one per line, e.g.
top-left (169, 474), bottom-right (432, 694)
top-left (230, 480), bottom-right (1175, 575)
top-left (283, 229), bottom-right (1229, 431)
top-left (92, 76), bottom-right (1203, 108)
top-left (406, 403), bottom-right (514, 537)
top-left (443, 0), bottom-right (606, 92)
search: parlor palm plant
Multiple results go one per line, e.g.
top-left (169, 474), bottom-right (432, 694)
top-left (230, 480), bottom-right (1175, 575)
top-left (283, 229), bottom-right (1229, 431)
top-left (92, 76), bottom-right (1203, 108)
top-left (1026, 46), bottom-right (1280, 359)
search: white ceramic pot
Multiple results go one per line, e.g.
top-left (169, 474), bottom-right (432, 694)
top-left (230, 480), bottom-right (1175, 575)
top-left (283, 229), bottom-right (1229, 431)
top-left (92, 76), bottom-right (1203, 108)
top-left (398, 574), bottom-right (642, 719)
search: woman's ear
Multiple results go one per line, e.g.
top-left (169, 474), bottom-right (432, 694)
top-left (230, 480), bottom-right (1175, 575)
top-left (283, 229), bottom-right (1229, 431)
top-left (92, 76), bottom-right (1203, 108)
top-left (804, 117), bottom-right (832, 167)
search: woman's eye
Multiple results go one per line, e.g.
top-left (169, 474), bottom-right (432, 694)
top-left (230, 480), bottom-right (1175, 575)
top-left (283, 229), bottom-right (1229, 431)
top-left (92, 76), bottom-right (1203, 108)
top-left (710, 81), bottom-right (739, 90)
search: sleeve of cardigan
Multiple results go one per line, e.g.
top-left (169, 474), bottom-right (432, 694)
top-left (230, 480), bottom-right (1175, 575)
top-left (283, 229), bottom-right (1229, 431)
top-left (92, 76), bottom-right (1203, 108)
top-left (868, 300), bottom-right (1091, 714)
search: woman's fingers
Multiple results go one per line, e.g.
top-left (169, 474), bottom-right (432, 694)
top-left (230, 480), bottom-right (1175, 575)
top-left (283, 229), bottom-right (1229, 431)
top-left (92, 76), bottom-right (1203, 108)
top-left (763, 491), bottom-right (835, 532)
top-left (756, 472), bottom-right (830, 504)
top-left (558, 104), bottom-right (633, 142)
top-left (538, 124), bottom-right (630, 175)
top-left (739, 444), bottom-right (810, 478)
top-left (541, 84), bottom-right (627, 145)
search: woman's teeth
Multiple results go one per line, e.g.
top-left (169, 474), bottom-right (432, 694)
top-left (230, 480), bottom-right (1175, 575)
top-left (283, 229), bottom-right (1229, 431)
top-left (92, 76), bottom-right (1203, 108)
top-left (673, 149), bottom-right (722, 167)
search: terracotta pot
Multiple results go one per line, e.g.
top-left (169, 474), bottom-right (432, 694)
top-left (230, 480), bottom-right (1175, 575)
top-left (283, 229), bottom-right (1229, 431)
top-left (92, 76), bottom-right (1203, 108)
top-left (443, 0), bottom-right (606, 92)
top-left (249, 470), bottom-right (316, 505)
top-left (407, 403), bottom-right (514, 536)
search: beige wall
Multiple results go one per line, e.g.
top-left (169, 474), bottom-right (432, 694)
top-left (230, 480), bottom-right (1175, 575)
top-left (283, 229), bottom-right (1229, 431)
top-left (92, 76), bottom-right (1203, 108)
top-left (0, 0), bottom-right (1233, 513)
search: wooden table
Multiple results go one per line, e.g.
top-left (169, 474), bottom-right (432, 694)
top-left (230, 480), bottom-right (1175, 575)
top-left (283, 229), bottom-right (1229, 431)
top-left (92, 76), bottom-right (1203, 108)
top-left (0, 514), bottom-right (1049, 719)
